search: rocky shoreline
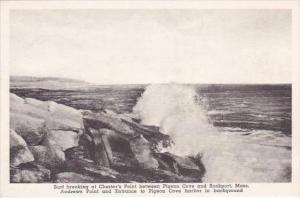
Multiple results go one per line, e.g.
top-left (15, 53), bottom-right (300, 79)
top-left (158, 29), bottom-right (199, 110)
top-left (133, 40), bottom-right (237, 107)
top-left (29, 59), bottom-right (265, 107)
top-left (10, 93), bottom-right (205, 183)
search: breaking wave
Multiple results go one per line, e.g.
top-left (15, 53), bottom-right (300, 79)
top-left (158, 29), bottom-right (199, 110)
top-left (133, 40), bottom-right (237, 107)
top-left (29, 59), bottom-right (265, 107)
top-left (133, 84), bottom-right (291, 182)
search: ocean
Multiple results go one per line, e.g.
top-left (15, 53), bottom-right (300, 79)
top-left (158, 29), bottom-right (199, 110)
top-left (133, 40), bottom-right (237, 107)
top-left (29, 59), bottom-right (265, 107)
top-left (11, 84), bottom-right (292, 182)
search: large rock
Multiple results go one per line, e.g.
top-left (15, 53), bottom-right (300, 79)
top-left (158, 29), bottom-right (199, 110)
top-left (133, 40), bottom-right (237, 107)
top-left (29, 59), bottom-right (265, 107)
top-left (47, 130), bottom-right (79, 151)
top-left (54, 172), bottom-right (94, 183)
top-left (10, 147), bottom-right (35, 167)
top-left (129, 135), bottom-right (159, 169)
top-left (86, 128), bottom-right (137, 169)
top-left (22, 96), bottom-right (83, 128)
top-left (10, 163), bottom-right (51, 183)
top-left (65, 146), bottom-right (85, 160)
top-left (10, 94), bottom-right (46, 119)
top-left (10, 93), bottom-right (84, 147)
top-left (10, 130), bottom-right (34, 166)
top-left (83, 111), bottom-right (135, 136)
top-left (9, 94), bottom-right (207, 183)
top-left (121, 118), bottom-right (172, 150)
top-left (88, 128), bottom-right (110, 167)
top-left (45, 101), bottom-right (83, 132)
top-left (24, 97), bottom-right (45, 107)
top-left (10, 129), bottom-right (28, 147)
top-left (83, 110), bottom-right (171, 151)
top-left (22, 97), bottom-right (83, 132)
top-left (78, 133), bottom-right (94, 159)
top-left (10, 92), bottom-right (25, 104)
top-left (137, 168), bottom-right (200, 183)
top-left (29, 139), bottom-right (65, 169)
top-left (10, 113), bottom-right (46, 145)
top-left (153, 152), bottom-right (205, 179)
top-left (82, 110), bottom-right (171, 170)
top-left (63, 159), bottom-right (121, 182)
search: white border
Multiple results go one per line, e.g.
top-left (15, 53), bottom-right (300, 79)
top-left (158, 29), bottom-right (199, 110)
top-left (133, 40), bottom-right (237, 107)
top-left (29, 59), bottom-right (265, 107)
top-left (1, 1), bottom-right (299, 197)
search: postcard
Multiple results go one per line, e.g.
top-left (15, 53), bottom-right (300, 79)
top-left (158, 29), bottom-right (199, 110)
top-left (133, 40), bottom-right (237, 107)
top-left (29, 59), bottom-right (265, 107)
top-left (1, 1), bottom-right (299, 197)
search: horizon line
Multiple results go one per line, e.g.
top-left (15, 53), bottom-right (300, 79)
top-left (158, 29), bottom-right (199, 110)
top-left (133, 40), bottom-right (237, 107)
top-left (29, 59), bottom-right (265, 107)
top-left (10, 75), bottom-right (292, 85)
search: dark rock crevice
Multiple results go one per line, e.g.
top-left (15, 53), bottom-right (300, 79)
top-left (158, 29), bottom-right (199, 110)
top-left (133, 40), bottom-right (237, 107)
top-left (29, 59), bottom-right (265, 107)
top-left (9, 93), bottom-right (206, 183)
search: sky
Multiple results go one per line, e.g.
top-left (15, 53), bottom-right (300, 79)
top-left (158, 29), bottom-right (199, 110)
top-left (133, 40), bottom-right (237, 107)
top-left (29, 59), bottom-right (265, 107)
top-left (10, 9), bottom-right (291, 84)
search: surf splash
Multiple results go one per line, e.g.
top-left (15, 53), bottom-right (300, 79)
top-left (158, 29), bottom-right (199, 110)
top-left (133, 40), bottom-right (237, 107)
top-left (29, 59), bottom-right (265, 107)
top-left (133, 84), bottom-right (215, 155)
top-left (133, 84), bottom-right (291, 182)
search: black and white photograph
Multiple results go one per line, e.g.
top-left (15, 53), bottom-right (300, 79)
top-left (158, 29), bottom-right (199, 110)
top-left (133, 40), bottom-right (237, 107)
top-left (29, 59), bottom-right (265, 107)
top-left (8, 8), bottom-right (293, 184)
top-left (1, 1), bottom-right (299, 197)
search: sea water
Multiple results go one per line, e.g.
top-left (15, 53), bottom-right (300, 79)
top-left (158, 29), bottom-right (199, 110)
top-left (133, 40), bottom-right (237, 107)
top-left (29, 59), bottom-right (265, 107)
top-left (11, 83), bottom-right (292, 182)
top-left (132, 84), bottom-right (291, 183)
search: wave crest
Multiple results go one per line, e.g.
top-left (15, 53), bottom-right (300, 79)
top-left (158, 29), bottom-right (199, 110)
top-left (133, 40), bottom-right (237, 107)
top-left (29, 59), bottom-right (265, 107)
top-left (133, 84), bottom-right (215, 156)
top-left (133, 84), bottom-right (291, 182)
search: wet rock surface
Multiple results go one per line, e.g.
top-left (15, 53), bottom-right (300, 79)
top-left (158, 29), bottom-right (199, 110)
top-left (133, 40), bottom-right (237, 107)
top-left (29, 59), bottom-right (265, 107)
top-left (9, 93), bottom-right (205, 183)
top-left (129, 134), bottom-right (159, 169)
top-left (54, 172), bottom-right (95, 183)
top-left (10, 130), bottom-right (34, 166)
top-left (10, 162), bottom-right (51, 183)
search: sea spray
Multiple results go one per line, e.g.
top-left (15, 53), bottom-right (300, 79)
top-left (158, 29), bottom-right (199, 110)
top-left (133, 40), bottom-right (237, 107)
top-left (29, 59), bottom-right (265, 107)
top-left (133, 84), bottom-right (291, 182)
top-left (133, 84), bottom-right (216, 155)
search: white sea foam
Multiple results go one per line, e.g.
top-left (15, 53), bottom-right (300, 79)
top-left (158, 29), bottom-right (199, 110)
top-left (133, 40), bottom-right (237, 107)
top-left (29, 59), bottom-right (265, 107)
top-left (133, 84), bottom-right (291, 182)
top-left (207, 110), bottom-right (233, 115)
